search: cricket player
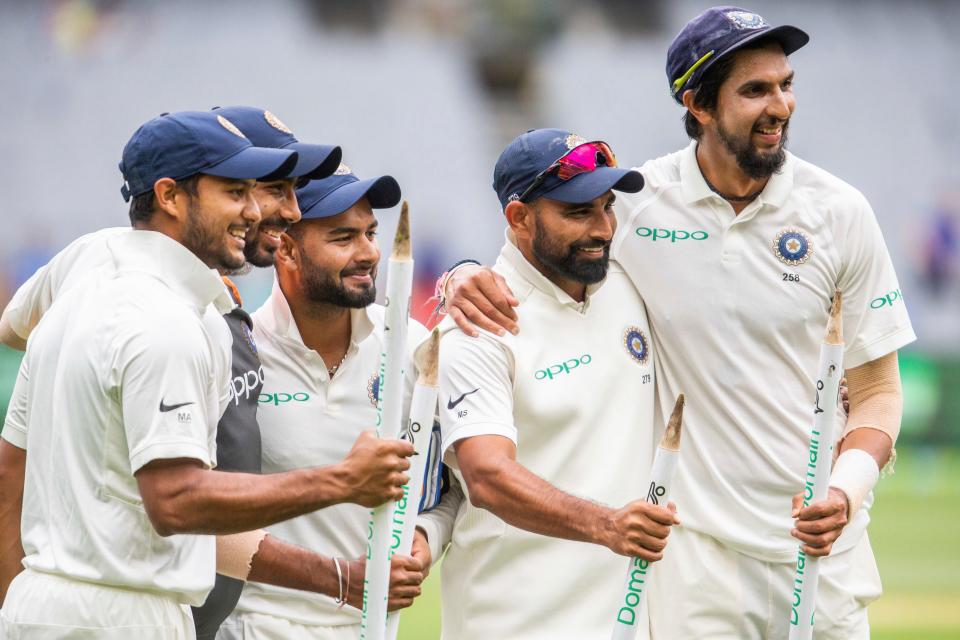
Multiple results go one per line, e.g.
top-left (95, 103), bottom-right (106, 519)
top-left (423, 129), bottom-right (678, 640)
top-left (0, 110), bottom-right (414, 638)
top-left (218, 164), bottom-right (443, 640)
top-left (442, 8), bottom-right (915, 638)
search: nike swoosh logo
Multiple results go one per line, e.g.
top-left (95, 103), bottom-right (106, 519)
top-left (159, 399), bottom-right (194, 413)
top-left (447, 388), bottom-right (479, 410)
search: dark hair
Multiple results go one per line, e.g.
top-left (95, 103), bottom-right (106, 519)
top-left (682, 37), bottom-right (780, 139)
top-left (128, 174), bottom-right (201, 226)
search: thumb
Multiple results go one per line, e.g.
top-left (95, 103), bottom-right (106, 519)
top-left (791, 492), bottom-right (804, 518)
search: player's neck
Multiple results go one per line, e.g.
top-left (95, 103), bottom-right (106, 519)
top-left (285, 289), bottom-right (352, 360)
top-left (695, 139), bottom-right (768, 215)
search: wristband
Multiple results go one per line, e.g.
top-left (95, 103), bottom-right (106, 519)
top-left (828, 449), bottom-right (879, 520)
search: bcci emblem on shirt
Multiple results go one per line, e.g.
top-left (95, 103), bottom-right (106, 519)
top-left (367, 372), bottom-right (380, 408)
top-left (623, 326), bottom-right (649, 365)
top-left (773, 228), bottom-right (813, 266)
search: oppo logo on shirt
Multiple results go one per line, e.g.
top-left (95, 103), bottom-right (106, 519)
top-left (534, 354), bottom-right (592, 381)
top-left (229, 366), bottom-right (265, 407)
top-left (635, 227), bottom-right (709, 242)
top-left (870, 288), bottom-right (902, 310)
top-left (258, 392), bottom-right (310, 405)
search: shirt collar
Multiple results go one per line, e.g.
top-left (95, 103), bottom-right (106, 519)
top-left (497, 228), bottom-right (603, 311)
top-left (679, 140), bottom-right (795, 210)
top-left (265, 277), bottom-right (376, 349)
top-left (107, 230), bottom-right (234, 314)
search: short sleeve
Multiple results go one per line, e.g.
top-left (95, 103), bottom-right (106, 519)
top-left (438, 328), bottom-right (516, 469)
top-left (1, 355), bottom-right (30, 449)
top-left (3, 229), bottom-right (122, 340)
top-left (836, 194), bottom-right (917, 369)
top-left (119, 314), bottom-right (218, 472)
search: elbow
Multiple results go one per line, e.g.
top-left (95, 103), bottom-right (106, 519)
top-left (464, 462), bottom-right (507, 512)
top-left (144, 501), bottom-right (192, 537)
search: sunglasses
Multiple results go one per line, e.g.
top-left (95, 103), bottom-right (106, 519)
top-left (517, 141), bottom-right (618, 203)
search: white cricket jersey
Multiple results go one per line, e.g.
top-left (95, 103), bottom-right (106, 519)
top-left (611, 141), bottom-right (916, 562)
top-left (232, 280), bottom-right (427, 627)
top-left (2, 230), bottom-right (233, 605)
top-left (437, 233), bottom-right (656, 640)
top-left (3, 227), bottom-right (128, 341)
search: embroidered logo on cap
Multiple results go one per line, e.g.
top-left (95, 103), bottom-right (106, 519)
top-left (263, 110), bottom-right (292, 134)
top-left (334, 163), bottom-right (352, 176)
top-left (565, 133), bottom-right (587, 150)
top-left (217, 115), bottom-right (247, 139)
top-left (773, 228), bottom-right (812, 266)
top-left (725, 11), bottom-right (767, 29)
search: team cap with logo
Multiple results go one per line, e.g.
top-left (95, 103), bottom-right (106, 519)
top-left (493, 128), bottom-right (643, 209)
top-left (212, 106), bottom-right (342, 181)
top-left (119, 110), bottom-right (298, 201)
top-left (666, 6), bottom-right (809, 103)
top-left (295, 163), bottom-right (401, 220)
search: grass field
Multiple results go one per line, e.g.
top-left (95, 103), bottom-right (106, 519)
top-left (397, 447), bottom-right (960, 639)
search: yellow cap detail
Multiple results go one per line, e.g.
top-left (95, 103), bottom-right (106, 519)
top-left (671, 50), bottom-right (716, 95)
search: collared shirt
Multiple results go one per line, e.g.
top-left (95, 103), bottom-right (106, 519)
top-left (232, 281), bottom-right (428, 627)
top-left (612, 141), bottom-right (916, 562)
top-left (436, 232), bottom-right (656, 640)
top-left (3, 230), bottom-right (232, 605)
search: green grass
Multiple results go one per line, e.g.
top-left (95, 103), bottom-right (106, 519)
top-left (397, 447), bottom-right (960, 639)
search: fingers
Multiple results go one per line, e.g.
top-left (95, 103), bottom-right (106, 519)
top-left (797, 498), bottom-right (845, 521)
top-left (491, 271), bottom-right (520, 308)
top-left (387, 555), bottom-right (425, 610)
top-left (455, 297), bottom-right (511, 338)
top-left (791, 492), bottom-right (804, 518)
top-left (628, 500), bottom-right (679, 526)
top-left (448, 305), bottom-right (479, 338)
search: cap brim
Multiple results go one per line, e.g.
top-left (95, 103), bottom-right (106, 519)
top-left (204, 147), bottom-right (298, 182)
top-left (543, 167), bottom-right (644, 204)
top-left (287, 142), bottom-right (342, 180)
top-left (301, 176), bottom-right (402, 219)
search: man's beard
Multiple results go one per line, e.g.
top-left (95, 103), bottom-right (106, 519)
top-left (243, 215), bottom-right (287, 268)
top-left (716, 117), bottom-right (789, 179)
top-left (301, 254), bottom-right (378, 309)
top-left (182, 198), bottom-right (245, 271)
top-left (532, 216), bottom-right (609, 285)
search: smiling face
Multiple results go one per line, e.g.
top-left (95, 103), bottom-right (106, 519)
top-left (509, 190), bottom-right (617, 292)
top-left (710, 42), bottom-right (796, 178)
top-left (244, 178), bottom-right (302, 267)
top-left (283, 198), bottom-right (380, 308)
top-left (180, 175), bottom-right (261, 271)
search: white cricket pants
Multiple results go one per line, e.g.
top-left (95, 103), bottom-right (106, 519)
top-left (217, 611), bottom-right (360, 640)
top-left (648, 526), bottom-right (881, 639)
top-left (0, 568), bottom-right (196, 639)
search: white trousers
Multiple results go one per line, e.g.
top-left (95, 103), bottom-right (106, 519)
top-left (647, 527), bottom-right (882, 639)
top-left (217, 611), bottom-right (360, 640)
top-left (0, 568), bottom-right (196, 639)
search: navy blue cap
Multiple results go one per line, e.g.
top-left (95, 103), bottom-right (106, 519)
top-left (119, 111), bottom-right (298, 202)
top-left (667, 7), bottom-right (808, 104)
top-left (493, 128), bottom-right (643, 209)
top-left (295, 163), bottom-right (401, 220)
top-left (212, 106), bottom-right (342, 180)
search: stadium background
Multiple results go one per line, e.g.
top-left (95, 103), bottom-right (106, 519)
top-left (0, 0), bottom-right (957, 637)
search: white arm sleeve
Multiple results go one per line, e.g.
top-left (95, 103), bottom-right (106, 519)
top-left (416, 476), bottom-right (465, 562)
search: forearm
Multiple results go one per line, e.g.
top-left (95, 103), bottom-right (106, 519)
top-left (0, 442), bottom-right (26, 603)
top-left (838, 426), bottom-right (892, 468)
top-left (416, 477), bottom-right (464, 561)
top-left (143, 463), bottom-right (351, 535)
top-left (465, 457), bottom-right (611, 546)
top-left (247, 535), bottom-right (339, 597)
